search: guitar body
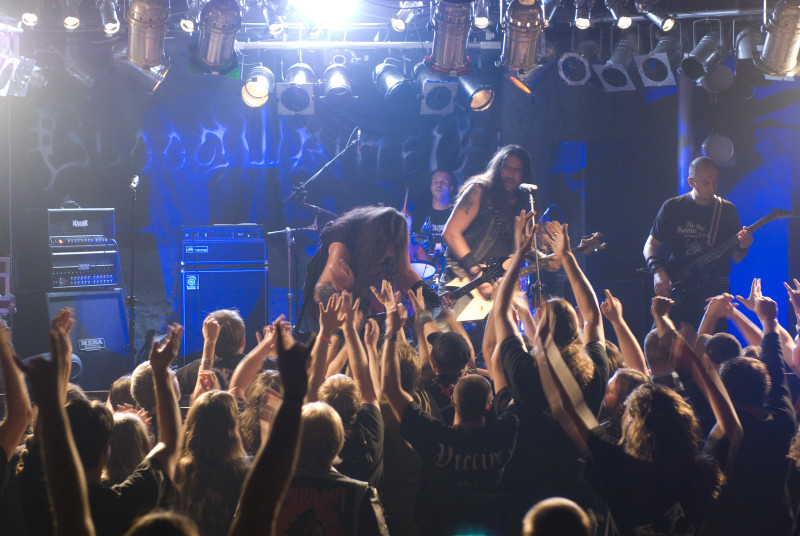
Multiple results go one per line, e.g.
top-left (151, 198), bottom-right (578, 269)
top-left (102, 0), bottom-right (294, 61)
top-left (445, 276), bottom-right (494, 322)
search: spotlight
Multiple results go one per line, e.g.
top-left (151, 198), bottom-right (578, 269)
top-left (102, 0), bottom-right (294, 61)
top-left (430, 0), bottom-right (473, 74)
top-left (414, 62), bottom-right (457, 114)
top-left (734, 26), bottom-right (769, 87)
top-left (392, 6), bottom-right (423, 32)
top-left (196, 0), bottom-right (241, 70)
top-left (458, 71), bottom-right (494, 111)
top-left (127, 0), bottom-right (170, 68)
top-left (474, 0), bottom-right (490, 29)
top-left (98, 0), bottom-right (120, 35)
top-left (635, 33), bottom-right (681, 86)
top-left (680, 31), bottom-right (726, 81)
top-left (374, 59), bottom-right (417, 108)
top-left (21, 0), bottom-right (39, 27)
top-left (263, 3), bottom-right (284, 37)
top-left (241, 65), bottom-right (275, 107)
top-left (0, 57), bottom-right (42, 97)
top-left (756, 0), bottom-right (800, 76)
top-left (604, 0), bottom-right (632, 29)
top-left (322, 61), bottom-right (353, 108)
top-left (500, 0), bottom-right (545, 75)
top-left (63, 0), bottom-right (80, 29)
top-left (278, 63), bottom-right (315, 115)
top-left (593, 29), bottom-right (639, 91)
top-left (558, 37), bottom-right (600, 85)
top-left (634, 0), bottom-right (674, 32)
top-left (181, 0), bottom-right (205, 32)
top-left (574, 0), bottom-right (592, 29)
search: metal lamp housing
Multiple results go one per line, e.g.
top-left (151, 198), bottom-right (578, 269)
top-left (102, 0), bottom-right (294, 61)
top-left (592, 30), bottom-right (639, 91)
top-left (757, 0), bottom-right (800, 76)
top-left (430, 0), bottom-right (474, 74)
top-left (126, 0), bottom-right (169, 68)
top-left (635, 34), bottom-right (681, 86)
top-left (501, 0), bottom-right (544, 74)
top-left (197, 0), bottom-right (242, 68)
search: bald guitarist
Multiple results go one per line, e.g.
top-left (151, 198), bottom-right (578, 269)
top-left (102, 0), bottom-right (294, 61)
top-left (643, 156), bottom-right (753, 329)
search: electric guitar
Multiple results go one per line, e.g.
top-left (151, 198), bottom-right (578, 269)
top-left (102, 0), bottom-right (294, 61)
top-left (446, 232), bottom-right (607, 321)
top-left (668, 208), bottom-right (799, 303)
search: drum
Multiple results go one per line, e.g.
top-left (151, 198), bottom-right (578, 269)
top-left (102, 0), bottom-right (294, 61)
top-left (411, 260), bottom-right (437, 280)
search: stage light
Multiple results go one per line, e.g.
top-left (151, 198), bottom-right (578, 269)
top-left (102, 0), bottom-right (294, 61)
top-left (392, 6), bottom-right (423, 32)
top-left (634, 0), bottom-right (673, 32)
top-left (196, 0), bottom-right (241, 69)
top-left (21, 0), bottom-right (39, 27)
top-left (278, 62), bottom-right (315, 115)
top-left (0, 57), bottom-right (43, 97)
top-left (414, 62), bottom-right (457, 114)
top-left (756, 0), bottom-right (800, 76)
top-left (374, 59), bottom-right (416, 108)
top-left (734, 26), bottom-right (768, 87)
top-left (500, 0), bottom-right (545, 75)
top-left (241, 65), bottom-right (275, 107)
top-left (322, 61), bottom-right (353, 108)
top-left (116, 53), bottom-right (171, 93)
top-left (458, 71), bottom-right (494, 111)
top-left (474, 0), bottom-right (490, 29)
top-left (127, 0), bottom-right (169, 68)
top-left (263, 3), bottom-right (284, 37)
top-left (429, 0), bottom-right (473, 74)
top-left (558, 37), bottom-right (600, 85)
top-left (604, 0), bottom-right (632, 29)
top-left (574, 0), bottom-right (592, 29)
top-left (181, 0), bottom-right (206, 32)
top-left (98, 0), bottom-right (121, 35)
top-left (635, 33), bottom-right (681, 86)
top-left (593, 29), bottom-right (638, 91)
top-left (680, 31), bottom-right (725, 81)
top-left (63, 0), bottom-right (80, 29)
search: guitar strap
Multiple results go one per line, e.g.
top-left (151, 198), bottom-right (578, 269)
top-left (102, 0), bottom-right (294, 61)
top-left (707, 195), bottom-right (723, 247)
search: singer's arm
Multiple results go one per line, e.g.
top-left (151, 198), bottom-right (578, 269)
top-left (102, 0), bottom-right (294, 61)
top-left (314, 242), bottom-right (355, 302)
top-left (443, 183), bottom-right (483, 276)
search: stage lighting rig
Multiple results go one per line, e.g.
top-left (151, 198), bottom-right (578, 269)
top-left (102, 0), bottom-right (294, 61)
top-left (756, 0), bottom-right (800, 76)
top-left (635, 33), bottom-right (681, 86)
top-left (604, 0), bottom-right (632, 29)
top-left (500, 0), bottom-right (545, 75)
top-left (680, 30), bottom-right (726, 81)
top-left (196, 0), bottom-right (241, 70)
top-left (593, 29), bottom-right (639, 91)
top-left (241, 65), bottom-right (275, 107)
top-left (634, 0), bottom-right (674, 32)
top-left (278, 62), bottom-right (315, 114)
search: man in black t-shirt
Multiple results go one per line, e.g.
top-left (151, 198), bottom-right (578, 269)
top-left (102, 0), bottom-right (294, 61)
top-left (643, 156), bottom-right (753, 328)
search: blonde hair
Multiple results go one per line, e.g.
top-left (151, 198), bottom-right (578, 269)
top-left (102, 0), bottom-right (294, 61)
top-left (298, 402), bottom-right (345, 470)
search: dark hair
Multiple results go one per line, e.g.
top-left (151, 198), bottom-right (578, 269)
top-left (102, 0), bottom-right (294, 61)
top-left (430, 169), bottom-right (456, 190)
top-left (720, 357), bottom-right (770, 409)
top-left (605, 341), bottom-right (623, 376)
top-left (206, 309), bottom-right (246, 359)
top-left (547, 298), bottom-right (594, 386)
top-left (104, 412), bottom-right (150, 485)
top-left (66, 399), bottom-right (114, 470)
top-left (320, 206), bottom-right (409, 304)
top-left (131, 362), bottom-right (156, 412)
top-left (688, 156), bottom-right (718, 179)
top-left (108, 375), bottom-right (136, 410)
top-left (612, 368), bottom-right (650, 405)
top-left (459, 145), bottom-right (533, 199)
top-left (238, 370), bottom-right (283, 456)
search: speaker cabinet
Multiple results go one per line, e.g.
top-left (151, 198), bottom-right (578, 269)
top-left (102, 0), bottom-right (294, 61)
top-left (13, 289), bottom-right (130, 391)
top-left (179, 268), bottom-right (268, 358)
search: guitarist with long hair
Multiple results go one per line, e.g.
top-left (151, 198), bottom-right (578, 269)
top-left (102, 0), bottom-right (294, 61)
top-left (643, 156), bottom-right (753, 329)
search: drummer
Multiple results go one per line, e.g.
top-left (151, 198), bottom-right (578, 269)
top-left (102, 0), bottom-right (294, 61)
top-left (408, 169), bottom-right (456, 263)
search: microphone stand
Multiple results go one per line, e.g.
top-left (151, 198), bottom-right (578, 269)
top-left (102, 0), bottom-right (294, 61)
top-left (525, 189), bottom-right (544, 305)
top-left (127, 175), bottom-right (139, 365)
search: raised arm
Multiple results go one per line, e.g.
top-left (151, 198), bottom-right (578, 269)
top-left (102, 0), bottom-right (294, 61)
top-left (549, 221), bottom-right (604, 344)
top-left (339, 291), bottom-right (378, 407)
top-left (407, 286), bottom-right (438, 368)
top-left (229, 319), bottom-right (281, 400)
top-left (306, 298), bottom-right (341, 402)
top-left (0, 321), bottom-right (32, 461)
top-left (190, 316), bottom-right (219, 405)
top-left (783, 279), bottom-right (800, 372)
top-left (600, 289), bottom-right (647, 374)
top-left (228, 324), bottom-right (311, 536)
top-left (380, 295), bottom-right (414, 422)
top-left (495, 211), bottom-right (535, 343)
top-left (23, 328), bottom-right (94, 536)
top-left (146, 324), bottom-right (184, 478)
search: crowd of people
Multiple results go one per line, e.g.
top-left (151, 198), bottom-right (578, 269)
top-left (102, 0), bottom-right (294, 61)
top-left (0, 146), bottom-right (798, 535)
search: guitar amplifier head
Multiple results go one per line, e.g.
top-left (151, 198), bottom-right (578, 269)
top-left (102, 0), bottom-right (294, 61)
top-left (20, 208), bottom-right (115, 248)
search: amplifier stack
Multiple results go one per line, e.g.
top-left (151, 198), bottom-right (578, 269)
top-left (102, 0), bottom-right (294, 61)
top-left (14, 208), bottom-right (129, 390)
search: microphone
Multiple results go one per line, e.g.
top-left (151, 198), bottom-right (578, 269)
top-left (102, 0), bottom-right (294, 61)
top-left (356, 128), bottom-right (361, 155)
top-left (129, 175), bottom-right (140, 190)
top-left (518, 183), bottom-right (537, 192)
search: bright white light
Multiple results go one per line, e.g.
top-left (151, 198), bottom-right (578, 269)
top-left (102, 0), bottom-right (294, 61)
top-left (292, 0), bottom-right (357, 26)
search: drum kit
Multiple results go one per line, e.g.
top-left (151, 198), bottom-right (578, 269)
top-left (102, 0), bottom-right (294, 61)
top-left (409, 218), bottom-right (448, 291)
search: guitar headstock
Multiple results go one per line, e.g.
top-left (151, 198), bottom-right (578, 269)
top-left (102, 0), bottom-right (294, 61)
top-left (576, 232), bottom-right (607, 255)
top-left (766, 208), bottom-right (800, 222)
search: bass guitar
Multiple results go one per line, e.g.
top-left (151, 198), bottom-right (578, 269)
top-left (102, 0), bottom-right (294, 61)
top-left (668, 208), bottom-right (798, 303)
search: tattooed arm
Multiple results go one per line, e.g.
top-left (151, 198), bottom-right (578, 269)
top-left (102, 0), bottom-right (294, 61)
top-left (442, 183), bottom-right (484, 276)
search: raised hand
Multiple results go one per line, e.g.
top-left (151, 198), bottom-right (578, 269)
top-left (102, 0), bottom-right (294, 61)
top-left (370, 280), bottom-right (396, 310)
top-left (364, 318), bottom-right (380, 349)
top-left (407, 286), bottom-right (426, 315)
top-left (784, 278), bottom-right (800, 316)
top-left (651, 296), bottom-right (675, 318)
top-left (149, 324), bottom-right (183, 373)
top-left (196, 369), bottom-right (220, 394)
top-left (202, 316), bottom-right (220, 343)
top-left (546, 220), bottom-right (571, 260)
top-left (318, 294), bottom-right (342, 334)
top-left (274, 320), bottom-right (311, 401)
top-left (600, 289), bottom-right (623, 324)
top-left (336, 291), bottom-right (361, 327)
top-left (755, 296), bottom-right (778, 325)
top-left (705, 293), bottom-right (737, 319)
top-left (22, 328), bottom-right (70, 407)
top-left (51, 308), bottom-right (74, 359)
top-left (735, 278), bottom-right (762, 312)
top-left (514, 210), bottom-right (536, 253)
